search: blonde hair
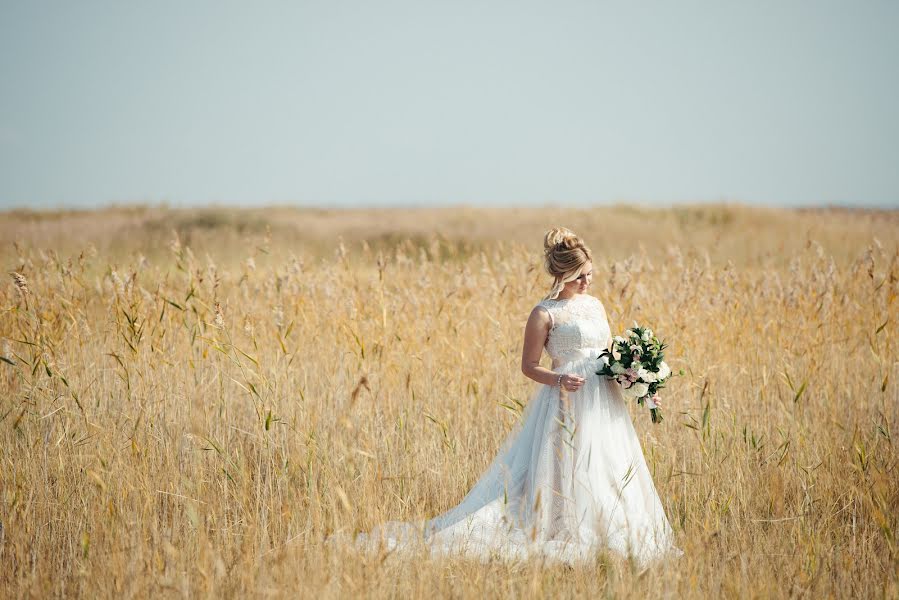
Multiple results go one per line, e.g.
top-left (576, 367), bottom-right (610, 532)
top-left (542, 227), bottom-right (592, 300)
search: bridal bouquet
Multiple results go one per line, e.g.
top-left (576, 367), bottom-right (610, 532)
top-left (596, 324), bottom-right (671, 424)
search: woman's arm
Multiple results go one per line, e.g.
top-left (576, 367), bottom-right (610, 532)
top-left (520, 306), bottom-right (585, 391)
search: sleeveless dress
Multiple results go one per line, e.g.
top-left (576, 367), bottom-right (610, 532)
top-left (334, 294), bottom-right (679, 566)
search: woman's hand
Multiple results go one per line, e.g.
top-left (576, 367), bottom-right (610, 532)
top-left (560, 373), bottom-right (585, 392)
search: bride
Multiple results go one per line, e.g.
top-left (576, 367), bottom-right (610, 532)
top-left (333, 228), bottom-right (679, 566)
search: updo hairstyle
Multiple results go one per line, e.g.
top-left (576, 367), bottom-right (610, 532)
top-left (542, 227), bottom-right (592, 300)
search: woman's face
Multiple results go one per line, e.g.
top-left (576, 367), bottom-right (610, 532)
top-left (563, 261), bottom-right (593, 295)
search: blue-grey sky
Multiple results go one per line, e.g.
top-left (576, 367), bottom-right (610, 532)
top-left (1, 1), bottom-right (897, 209)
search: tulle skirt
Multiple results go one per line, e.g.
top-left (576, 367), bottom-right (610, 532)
top-left (329, 351), bottom-right (680, 566)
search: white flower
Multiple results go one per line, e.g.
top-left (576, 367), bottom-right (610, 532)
top-left (641, 330), bottom-right (652, 342)
top-left (658, 362), bottom-right (671, 379)
top-left (631, 382), bottom-right (649, 398)
top-left (637, 368), bottom-right (649, 380)
top-left (624, 329), bottom-right (633, 338)
top-left (599, 355), bottom-right (610, 366)
top-left (611, 363), bottom-right (625, 374)
top-left (643, 370), bottom-right (657, 383)
top-left (614, 335), bottom-right (626, 344)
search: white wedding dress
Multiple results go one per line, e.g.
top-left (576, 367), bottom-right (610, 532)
top-left (333, 294), bottom-right (679, 566)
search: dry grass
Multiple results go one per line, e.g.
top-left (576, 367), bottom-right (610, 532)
top-left (0, 203), bottom-right (897, 598)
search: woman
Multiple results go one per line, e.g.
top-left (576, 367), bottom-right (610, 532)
top-left (336, 228), bottom-right (679, 566)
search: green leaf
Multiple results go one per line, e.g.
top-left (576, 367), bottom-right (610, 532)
top-left (497, 402), bottom-right (523, 416)
top-left (164, 298), bottom-right (184, 311)
top-left (793, 380), bottom-right (808, 403)
top-left (202, 436), bottom-right (223, 454)
top-left (234, 346), bottom-right (259, 367)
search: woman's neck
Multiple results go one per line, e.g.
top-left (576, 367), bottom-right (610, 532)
top-left (556, 290), bottom-right (581, 300)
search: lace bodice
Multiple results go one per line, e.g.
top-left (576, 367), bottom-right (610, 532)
top-left (537, 294), bottom-right (611, 367)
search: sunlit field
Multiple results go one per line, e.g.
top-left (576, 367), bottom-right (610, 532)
top-left (1, 203), bottom-right (897, 598)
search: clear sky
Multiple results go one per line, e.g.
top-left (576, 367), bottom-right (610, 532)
top-left (1, 1), bottom-right (897, 209)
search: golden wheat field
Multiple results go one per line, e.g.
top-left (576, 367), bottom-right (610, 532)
top-left (1, 203), bottom-right (897, 598)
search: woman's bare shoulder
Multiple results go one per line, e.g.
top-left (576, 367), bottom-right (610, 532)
top-left (528, 303), bottom-right (552, 320)
top-left (526, 302), bottom-right (554, 330)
